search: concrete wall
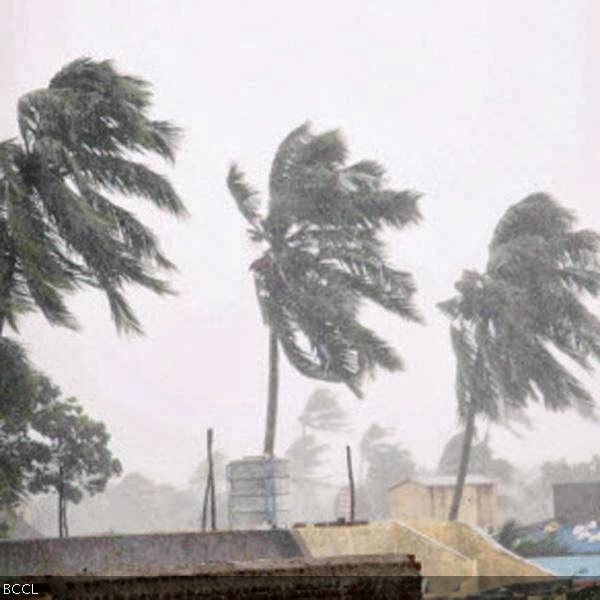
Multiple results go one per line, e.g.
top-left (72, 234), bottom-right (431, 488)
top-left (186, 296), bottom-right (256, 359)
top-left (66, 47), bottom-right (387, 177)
top-left (296, 520), bottom-right (556, 595)
top-left (406, 520), bottom-right (553, 591)
top-left (553, 481), bottom-right (600, 523)
top-left (476, 484), bottom-right (497, 529)
top-left (8, 556), bottom-right (422, 600)
top-left (389, 482), bottom-right (432, 522)
top-left (0, 530), bottom-right (305, 576)
top-left (388, 482), bottom-right (497, 529)
top-left (296, 521), bottom-right (477, 596)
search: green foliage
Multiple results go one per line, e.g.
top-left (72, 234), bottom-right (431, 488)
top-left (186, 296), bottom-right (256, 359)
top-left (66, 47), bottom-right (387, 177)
top-left (0, 366), bottom-right (54, 513)
top-left (512, 533), bottom-right (569, 558)
top-left (27, 471), bottom-right (205, 536)
top-left (359, 423), bottom-right (394, 463)
top-left (0, 338), bottom-right (36, 423)
top-left (298, 388), bottom-right (349, 434)
top-left (359, 422), bottom-right (415, 519)
top-left (496, 518), bottom-right (521, 549)
top-left (540, 455), bottom-right (600, 487)
top-left (0, 58), bottom-right (186, 335)
top-left (285, 390), bottom-right (348, 480)
top-left (439, 194), bottom-right (600, 424)
top-left (229, 122), bottom-right (422, 397)
top-left (439, 194), bottom-right (600, 520)
top-left (0, 350), bottom-right (121, 537)
top-left (437, 431), bottom-right (515, 483)
top-left (28, 396), bottom-right (122, 503)
top-left (285, 434), bottom-right (329, 481)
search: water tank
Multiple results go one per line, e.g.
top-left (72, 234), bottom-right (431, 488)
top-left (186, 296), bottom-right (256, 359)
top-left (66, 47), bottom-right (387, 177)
top-left (226, 456), bottom-right (290, 529)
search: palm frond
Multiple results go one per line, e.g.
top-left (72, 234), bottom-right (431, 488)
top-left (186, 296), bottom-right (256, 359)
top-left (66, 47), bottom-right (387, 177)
top-left (227, 164), bottom-right (261, 225)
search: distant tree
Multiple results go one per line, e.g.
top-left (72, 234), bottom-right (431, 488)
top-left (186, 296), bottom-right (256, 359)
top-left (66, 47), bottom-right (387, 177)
top-left (0, 58), bottom-right (187, 336)
top-left (27, 471), bottom-right (199, 536)
top-left (229, 122), bottom-right (422, 455)
top-left (540, 455), bottom-right (600, 487)
top-left (29, 397), bottom-right (122, 537)
top-left (358, 423), bottom-right (394, 482)
top-left (439, 195), bottom-right (600, 520)
top-left (286, 389), bottom-right (348, 481)
top-left (298, 388), bottom-right (349, 436)
top-left (0, 361), bottom-right (52, 534)
top-left (359, 423), bottom-right (415, 519)
top-left (365, 446), bottom-right (415, 520)
top-left (437, 431), bottom-right (515, 483)
top-left (285, 434), bottom-right (329, 481)
top-left (190, 449), bottom-right (229, 494)
top-left (189, 449), bottom-right (230, 527)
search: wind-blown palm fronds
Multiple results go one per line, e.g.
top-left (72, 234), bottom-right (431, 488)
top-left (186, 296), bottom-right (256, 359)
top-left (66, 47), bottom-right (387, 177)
top-left (0, 58), bottom-right (186, 335)
top-left (229, 122), bottom-right (422, 454)
top-left (439, 194), bottom-right (600, 520)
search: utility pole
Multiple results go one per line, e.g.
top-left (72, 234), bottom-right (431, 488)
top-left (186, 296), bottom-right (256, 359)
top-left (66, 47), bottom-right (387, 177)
top-left (346, 445), bottom-right (355, 524)
top-left (201, 428), bottom-right (217, 531)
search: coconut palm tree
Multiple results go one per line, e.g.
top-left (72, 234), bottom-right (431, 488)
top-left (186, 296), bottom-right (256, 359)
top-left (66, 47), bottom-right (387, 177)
top-left (0, 58), bottom-right (186, 336)
top-left (439, 193), bottom-right (600, 520)
top-left (298, 388), bottom-right (349, 436)
top-left (228, 123), bottom-right (422, 455)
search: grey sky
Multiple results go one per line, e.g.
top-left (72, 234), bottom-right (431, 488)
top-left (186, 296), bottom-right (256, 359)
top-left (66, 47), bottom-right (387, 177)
top-left (1, 0), bottom-right (599, 487)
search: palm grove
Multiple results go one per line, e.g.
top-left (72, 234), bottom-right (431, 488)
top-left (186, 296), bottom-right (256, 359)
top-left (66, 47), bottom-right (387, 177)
top-left (3, 58), bottom-right (600, 536)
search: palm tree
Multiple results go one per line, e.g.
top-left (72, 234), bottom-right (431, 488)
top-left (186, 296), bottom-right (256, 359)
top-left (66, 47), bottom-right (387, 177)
top-left (0, 58), bottom-right (186, 336)
top-left (228, 123), bottom-right (422, 456)
top-left (439, 193), bottom-right (600, 521)
top-left (298, 388), bottom-right (349, 437)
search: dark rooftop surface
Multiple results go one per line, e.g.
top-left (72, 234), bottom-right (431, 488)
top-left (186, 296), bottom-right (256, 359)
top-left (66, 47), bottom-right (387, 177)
top-left (0, 529), bottom-right (308, 576)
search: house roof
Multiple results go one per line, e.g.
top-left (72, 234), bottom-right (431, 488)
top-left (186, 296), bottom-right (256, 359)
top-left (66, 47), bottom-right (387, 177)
top-left (389, 475), bottom-right (497, 492)
top-left (552, 480), bottom-right (600, 489)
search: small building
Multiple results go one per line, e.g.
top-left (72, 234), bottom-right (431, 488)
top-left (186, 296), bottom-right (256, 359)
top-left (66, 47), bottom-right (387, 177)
top-left (553, 481), bottom-right (600, 524)
top-left (387, 476), bottom-right (498, 529)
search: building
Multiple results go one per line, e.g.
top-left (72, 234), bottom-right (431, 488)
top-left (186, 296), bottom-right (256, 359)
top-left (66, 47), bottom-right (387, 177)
top-left (553, 481), bottom-right (600, 523)
top-left (387, 476), bottom-right (498, 529)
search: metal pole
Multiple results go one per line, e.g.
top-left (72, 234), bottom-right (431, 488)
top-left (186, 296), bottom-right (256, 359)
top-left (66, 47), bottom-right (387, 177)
top-left (208, 429), bottom-right (216, 530)
top-left (346, 445), bottom-right (355, 524)
top-left (201, 428), bottom-right (214, 531)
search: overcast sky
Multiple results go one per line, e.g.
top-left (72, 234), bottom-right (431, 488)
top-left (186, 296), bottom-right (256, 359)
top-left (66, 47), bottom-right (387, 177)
top-left (1, 0), bottom-right (599, 487)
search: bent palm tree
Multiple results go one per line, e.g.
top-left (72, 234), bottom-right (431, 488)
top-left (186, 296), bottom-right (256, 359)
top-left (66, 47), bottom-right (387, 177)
top-left (0, 58), bottom-right (186, 336)
top-left (439, 194), bottom-right (600, 520)
top-left (229, 123), bottom-right (422, 455)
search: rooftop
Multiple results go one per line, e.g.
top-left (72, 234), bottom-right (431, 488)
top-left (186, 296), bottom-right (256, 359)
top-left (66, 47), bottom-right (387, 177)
top-left (389, 475), bottom-right (497, 491)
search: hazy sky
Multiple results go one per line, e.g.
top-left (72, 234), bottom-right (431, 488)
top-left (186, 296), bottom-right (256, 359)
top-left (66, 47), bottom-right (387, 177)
top-left (1, 0), bottom-right (599, 487)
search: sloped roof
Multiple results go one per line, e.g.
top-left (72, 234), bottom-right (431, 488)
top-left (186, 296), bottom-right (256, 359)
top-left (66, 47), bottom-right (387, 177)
top-left (389, 475), bottom-right (497, 491)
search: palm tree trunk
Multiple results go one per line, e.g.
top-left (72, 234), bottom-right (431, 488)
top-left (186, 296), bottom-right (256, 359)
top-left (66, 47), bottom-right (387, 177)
top-left (63, 500), bottom-right (69, 538)
top-left (0, 247), bottom-right (16, 336)
top-left (58, 468), bottom-right (63, 538)
top-left (263, 331), bottom-right (279, 456)
top-left (448, 401), bottom-right (476, 521)
top-left (57, 492), bottom-right (62, 538)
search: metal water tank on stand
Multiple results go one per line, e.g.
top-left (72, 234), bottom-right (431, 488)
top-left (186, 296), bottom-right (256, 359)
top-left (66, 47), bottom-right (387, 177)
top-left (226, 456), bottom-right (290, 529)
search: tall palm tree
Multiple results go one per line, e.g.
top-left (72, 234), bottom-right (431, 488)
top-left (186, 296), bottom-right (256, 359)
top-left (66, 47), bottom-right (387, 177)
top-left (439, 193), bottom-right (600, 520)
top-left (228, 123), bottom-right (422, 456)
top-left (0, 58), bottom-right (186, 336)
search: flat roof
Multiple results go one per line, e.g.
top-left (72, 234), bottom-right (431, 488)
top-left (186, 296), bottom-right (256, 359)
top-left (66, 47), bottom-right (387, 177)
top-left (389, 475), bottom-right (497, 491)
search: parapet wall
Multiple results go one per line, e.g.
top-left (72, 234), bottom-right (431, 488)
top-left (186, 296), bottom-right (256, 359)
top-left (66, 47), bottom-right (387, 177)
top-left (0, 530), bottom-right (305, 577)
top-left (5, 555), bottom-right (422, 600)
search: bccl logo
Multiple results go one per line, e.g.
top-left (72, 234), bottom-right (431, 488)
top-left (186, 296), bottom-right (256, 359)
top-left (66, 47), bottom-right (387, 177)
top-left (3, 584), bottom-right (39, 595)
